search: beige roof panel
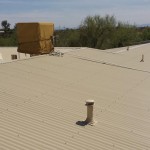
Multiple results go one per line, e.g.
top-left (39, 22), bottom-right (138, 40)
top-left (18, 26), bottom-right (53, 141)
top-left (0, 45), bottom-right (150, 149)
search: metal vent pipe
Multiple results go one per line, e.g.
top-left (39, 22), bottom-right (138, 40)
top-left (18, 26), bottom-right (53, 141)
top-left (85, 100), bottom-right (97, 126)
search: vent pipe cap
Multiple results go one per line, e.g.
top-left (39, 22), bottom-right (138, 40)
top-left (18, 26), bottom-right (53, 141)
top-left (85, 100), bottom-right (94, 106)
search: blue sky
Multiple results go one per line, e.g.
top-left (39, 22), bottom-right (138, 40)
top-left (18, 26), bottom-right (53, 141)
top-left (0, 0), bottom-right (150, 28)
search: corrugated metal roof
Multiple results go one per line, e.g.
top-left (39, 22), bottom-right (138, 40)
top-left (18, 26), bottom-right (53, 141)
top-left (0, 44), bottom-right (150, 149)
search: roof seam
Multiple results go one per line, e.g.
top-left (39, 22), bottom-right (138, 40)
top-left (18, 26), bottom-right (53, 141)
top-left (70, 55), bottom-right (150, 74)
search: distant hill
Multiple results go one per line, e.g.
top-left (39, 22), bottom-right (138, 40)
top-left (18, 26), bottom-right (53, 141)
top-left (138, 24), bottom-right (150, 27)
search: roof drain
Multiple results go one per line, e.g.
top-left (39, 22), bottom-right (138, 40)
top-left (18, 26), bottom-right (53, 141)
top-left (85, 100), bottom-right (97, 126)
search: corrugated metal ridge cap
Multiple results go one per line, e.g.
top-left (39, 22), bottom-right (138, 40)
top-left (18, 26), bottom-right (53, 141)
top-left (66, 53), bottom-right (150, 74)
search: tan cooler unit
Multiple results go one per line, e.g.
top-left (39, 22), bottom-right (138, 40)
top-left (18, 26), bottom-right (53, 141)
top-left (16, 22), bottom-right (54, 54)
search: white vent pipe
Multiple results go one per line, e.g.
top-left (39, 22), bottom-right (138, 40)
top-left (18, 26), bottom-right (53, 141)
top-left (85, 100), bottom-right (97, 126)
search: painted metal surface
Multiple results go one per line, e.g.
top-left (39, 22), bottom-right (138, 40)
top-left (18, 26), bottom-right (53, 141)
top-left (0, 45), bottom-right (150, 149)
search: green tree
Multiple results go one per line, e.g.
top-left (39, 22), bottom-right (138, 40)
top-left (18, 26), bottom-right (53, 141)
top-left (140, 27), bottom-right (150, 41)
top-left (1, 20), bottom-right (10, 32)
top-left (112, 22), bottom-right (140, 47)
top-left (79, 15), bottom-right (117, 49)
top-left (0, 23), bottom-right (17, 46)
top-left (55, 28), bottom-right (81, 47)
